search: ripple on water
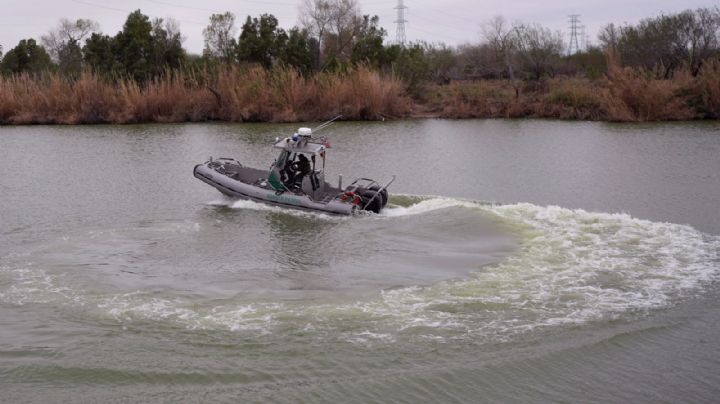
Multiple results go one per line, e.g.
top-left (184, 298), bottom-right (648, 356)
top-left (1, 197), bottom-right (718, 346)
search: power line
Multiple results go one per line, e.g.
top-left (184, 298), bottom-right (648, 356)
top-left (408, 25), bottom-right (468, 44)
top-left (423, 5), bottom-right (479, 25)
top-left (142, 0), bottom-right (297, 22)
top-left (146, 0), bottom-right (222, 13)
top-left (410, 12), bottom-right (471, 35)
top-left (71, 0), bottom-right (134, 15)
top-left (146, 0), bottom-right (299, 23)
top-left (71, 0), bottom-right (206, 25)
top-left (145, 0), bottom-right (298, 11)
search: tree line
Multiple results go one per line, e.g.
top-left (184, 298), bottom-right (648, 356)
top-left (599, 8), bottom-right (720, 77)
top-left (1, 2), bottom-right (718, 89)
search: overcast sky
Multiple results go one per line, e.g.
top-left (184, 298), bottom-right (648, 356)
top-left (0, 0), bottom-right (716, 54)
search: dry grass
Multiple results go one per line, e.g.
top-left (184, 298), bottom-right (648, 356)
top-left (418, 61), bottom-right (720, 122)
top-left (540, 78), bottom-right (606, 120)
top-left (1, 61), bottom-right (718, 124)
top-left (419, 78), bottom-right (606, 120)
top-left (0, 66), bottom-right (410, 125)
top-left (601, 64), bottom-right (695, 122)
top-left (419, 80), bottom-right (516, 119)
top-left (695, 59), bottom-right (720, 118)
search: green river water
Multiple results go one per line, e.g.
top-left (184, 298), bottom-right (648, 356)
top-left (1, 120), bottom-right (719, 403)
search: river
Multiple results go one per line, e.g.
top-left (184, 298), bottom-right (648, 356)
top-left (1, 120), bottom-right (719, 403)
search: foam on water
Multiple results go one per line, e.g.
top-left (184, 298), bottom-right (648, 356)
top-left (0, 266), bottom-right (82, 306)
top-left (207, 197), bottom-right (345, 221)
top-left (380, 196), bottom-right (481, 217)
top-left (2, 197), bottom-right (719, 344)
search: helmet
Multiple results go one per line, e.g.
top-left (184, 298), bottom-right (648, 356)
top-left (292, 133), bottom-right (299, 142)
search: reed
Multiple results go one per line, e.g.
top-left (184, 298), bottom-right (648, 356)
top-left (1, 61), bottom-right (718, 124)
top-left (419, 80), bottom-right (515, 119)
top-left (601, 63), bottom-right (695, 122)
top-left (541, 78), bottom-right (606, 120)
top-left (0, 66), bottom-right (410, 125)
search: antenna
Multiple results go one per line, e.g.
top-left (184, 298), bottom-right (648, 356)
top-left (568, 14), bottom-right (581, 55)
top-left (395, 0), bottom-right (408, 46)
top-left (313, 115), bottom-right (343, 134)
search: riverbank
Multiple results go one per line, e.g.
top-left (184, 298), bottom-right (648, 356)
top-left (1, 62), bottom-right (718, 125)
top-left (418, 61), bottom-right (720, 122)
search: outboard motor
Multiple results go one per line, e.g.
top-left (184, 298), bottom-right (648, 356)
top-left (343, 177), bottom-right (394, 214)
top-left (357, 185), bottom-right (389, 214)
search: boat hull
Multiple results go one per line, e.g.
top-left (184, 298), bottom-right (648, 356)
top-left (193, 164), bottom-right (357, 215)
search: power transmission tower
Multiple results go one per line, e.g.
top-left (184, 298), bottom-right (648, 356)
top-left (585, 30), bottom-right (592, 50)
top-left (395, 0), bottom-right (408, 46)
top-left (568, 14), bottom-right (581, 55)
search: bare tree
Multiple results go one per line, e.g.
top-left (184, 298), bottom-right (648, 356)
top-left (41, 18), bottom-right (99, 62)
top-left (457, 43), bottom-right (500, 79)
top-left (152, 17), bottom-right (185, 70)
top-left (685, 7), bottom-right (720, 75)
top-left (423, 42), bottom-right (459, 83)
top-left (299, 0), bottom-right (333, 46)
top-left (329, 0), bottom-right (360, 59)
top-left (162, 18), bottom-right (183, 42)
top-left (513, 23), bottom-right (564, 80)
top-left (300, 0), bottom-right (360, 62)
top-left (598, 23), bottom-right (620, 52)
top-left (483, 16), bottom-right (519, 97)
top-left (203, 12), bottom-right (237, 61)
top-left (598, 7), bottom-right (720, 77)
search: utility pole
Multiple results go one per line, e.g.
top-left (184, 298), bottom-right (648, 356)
top-left (395, 0), bottom-right (408, 46)
top-left (568, 14), bottom-right (581, 55)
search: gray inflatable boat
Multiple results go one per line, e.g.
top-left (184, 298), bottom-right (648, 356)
top-left (194, 127), bottom-right (394, 215)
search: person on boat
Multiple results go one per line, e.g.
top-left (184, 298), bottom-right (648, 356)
top-left (284, 153), bottom-right (311, 188)
top-left (294, 154), bottom-right (311, 184)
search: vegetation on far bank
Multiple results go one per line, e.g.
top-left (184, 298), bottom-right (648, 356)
top-left (0, 2), bottom-right (719, 124)
top-left (0, 66), bottom-right (407, 124)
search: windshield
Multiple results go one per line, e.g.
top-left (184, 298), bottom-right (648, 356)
top-left (275, 150), bottom-right (289, 169)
